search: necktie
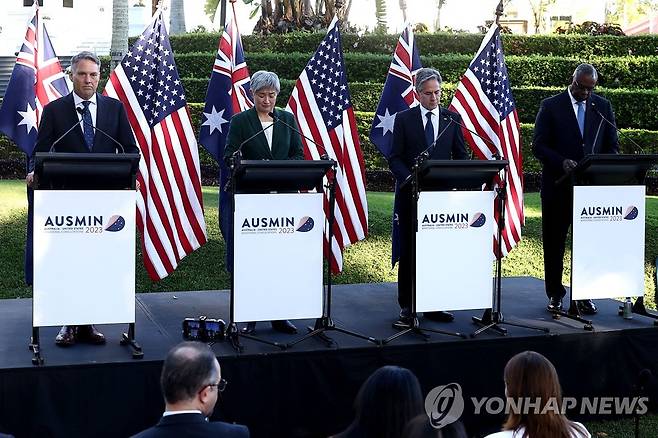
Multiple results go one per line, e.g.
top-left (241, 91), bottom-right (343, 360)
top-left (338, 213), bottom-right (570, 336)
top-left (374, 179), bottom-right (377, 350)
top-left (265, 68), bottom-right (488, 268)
top-left (81, 101), bottom-right (94, 150)
top-left (424, 112), bottom-right (434, 147)
top-left (576, 101), bottom-right (585, 138)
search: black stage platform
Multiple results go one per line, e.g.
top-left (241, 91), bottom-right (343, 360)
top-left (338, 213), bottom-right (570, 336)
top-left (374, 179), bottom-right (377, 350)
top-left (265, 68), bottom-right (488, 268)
top-left (1, 277), bottom-right (658, 438)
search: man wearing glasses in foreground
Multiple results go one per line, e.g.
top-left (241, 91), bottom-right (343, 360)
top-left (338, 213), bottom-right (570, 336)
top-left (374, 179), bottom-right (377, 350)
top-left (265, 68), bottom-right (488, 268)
top-left (131, 342), bottom-right (249, 437)
top-left (533, 63), bottom-right (619, 316)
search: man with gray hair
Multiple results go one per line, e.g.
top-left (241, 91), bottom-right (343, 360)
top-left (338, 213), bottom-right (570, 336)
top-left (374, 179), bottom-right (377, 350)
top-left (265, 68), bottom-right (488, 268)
top-left (533, 63), bottom-right (619, 315)
top-left (388, 67), bottom-right (469, 329)
top-left (28, 51), bottom-right (139, 346)
top-left (131, 341), bottom-right (249, 437)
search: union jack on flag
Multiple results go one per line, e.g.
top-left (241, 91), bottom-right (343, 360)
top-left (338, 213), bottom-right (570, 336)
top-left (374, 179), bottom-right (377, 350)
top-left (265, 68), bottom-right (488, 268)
top-left (287, 16), bottom-right (368, 274)
top-left (449, 24), bottom-right (524, 257)
top-left (198, 4), bottom-right (253, 269)
top-left (104, 9), bottom-right (208, 280)
top-left (369, 24), bottom-right (422, 267)
top-left (0, 0), bottom-right (69, 156)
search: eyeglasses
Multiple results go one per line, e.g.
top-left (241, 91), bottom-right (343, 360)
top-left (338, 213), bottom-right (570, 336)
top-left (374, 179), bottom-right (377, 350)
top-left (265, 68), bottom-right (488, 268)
top-left (573, 80), bottom-right (595, 92)
top-left (206, 378), bottom-right (228, 393)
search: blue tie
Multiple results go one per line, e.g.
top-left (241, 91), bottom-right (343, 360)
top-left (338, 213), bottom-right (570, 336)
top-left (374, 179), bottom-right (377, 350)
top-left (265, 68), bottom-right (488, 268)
top-left (576, 101), bottom-right (585, 138)
top-left (424, 112), bottom-right (434, 147)
top-left (81, 101), bottom-right (94, 150)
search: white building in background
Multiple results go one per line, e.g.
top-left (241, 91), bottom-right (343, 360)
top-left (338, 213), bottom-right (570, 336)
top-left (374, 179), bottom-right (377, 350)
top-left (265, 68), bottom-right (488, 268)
top-left (0, 0), bottom-right (213, 57)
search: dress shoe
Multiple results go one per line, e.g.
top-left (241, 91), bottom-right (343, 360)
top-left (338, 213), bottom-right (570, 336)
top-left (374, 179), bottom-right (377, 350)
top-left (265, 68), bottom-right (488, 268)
top-left (76, 325), bottom-right (106, 345)
top-left (241, 322), bottom-right (257, 334)
top-left (392, 307), bottom-right (412, 330)
top-left (577, 299), bottom-right (598, 315)
top-left (423, 311), bottom-right (455, 323)
top-left (271, 320), bottom-right (297, 334)
top-left (55, 325), bottom-right (76, 346)
top-left (547, 297), bottom-right (563, 313)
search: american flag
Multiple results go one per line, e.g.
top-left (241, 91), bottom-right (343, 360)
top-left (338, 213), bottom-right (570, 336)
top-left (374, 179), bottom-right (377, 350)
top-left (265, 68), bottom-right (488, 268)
top-left (369, 24), bottom-right (422, 267)
top-left (0, 1), bottom-right (69, 155)
top-left (286, 16), bottom-right (368, 273)
top-left (104, 10), bottom-right (208, 280)
top-left (449, 24), bottom-right (524, 257)
top-left (199, 4), bottom-right (252, 269)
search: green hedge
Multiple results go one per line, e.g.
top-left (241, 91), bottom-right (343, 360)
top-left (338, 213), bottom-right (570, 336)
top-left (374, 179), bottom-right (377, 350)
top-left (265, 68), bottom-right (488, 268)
top-left (5, 107), bottom-right (655, 175)
top-left (181, 78), bottom-right (658, 131)
top-left (172, 52), bottom-right (658, 89)
top-left (151, 32), bottom-right (658, 58)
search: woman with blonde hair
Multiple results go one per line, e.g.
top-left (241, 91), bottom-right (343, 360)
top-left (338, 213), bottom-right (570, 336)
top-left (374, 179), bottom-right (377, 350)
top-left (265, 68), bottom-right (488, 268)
top-left (486, 351), bottom-right (590, 438)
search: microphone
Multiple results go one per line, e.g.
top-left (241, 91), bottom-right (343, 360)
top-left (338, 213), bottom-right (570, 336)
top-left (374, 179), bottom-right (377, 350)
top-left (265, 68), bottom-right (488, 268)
top-left (443, 113), bottom-right (502, 159)
top-left (75, 107), bottom-right (125, 153)
top-left (591, 102), bottom-right (644, 154)
top-left (268, 111), bottom-right (331, 160)
top-left (49, 117), bottom-right (84, 153)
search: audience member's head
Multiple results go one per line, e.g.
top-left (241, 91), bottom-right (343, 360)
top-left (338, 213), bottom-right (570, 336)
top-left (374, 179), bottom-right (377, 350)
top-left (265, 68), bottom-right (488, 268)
top-left (402, 414), bottom-right (467, 438)
top-left (335, 365), bottom-right (424, 438)
top-left (160, 341), bottom-right (224, 418)
top-left (501, 351), bottom-right (588, 438)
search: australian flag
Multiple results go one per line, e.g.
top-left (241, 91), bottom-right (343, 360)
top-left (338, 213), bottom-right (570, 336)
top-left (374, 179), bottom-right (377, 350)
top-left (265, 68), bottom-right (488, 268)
top-left (0, 3), bottom-right (69, 157)
top-left (369, 24), bottom-right (422, 267)
top-left (198, 4), bottom-right (252, 271)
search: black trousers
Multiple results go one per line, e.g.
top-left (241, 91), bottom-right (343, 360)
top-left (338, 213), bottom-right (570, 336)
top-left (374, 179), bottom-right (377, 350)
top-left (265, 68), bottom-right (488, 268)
top-left (541, 190), bottom-right (573, 300)
top-left (396, 184), bottom-right (414, 309)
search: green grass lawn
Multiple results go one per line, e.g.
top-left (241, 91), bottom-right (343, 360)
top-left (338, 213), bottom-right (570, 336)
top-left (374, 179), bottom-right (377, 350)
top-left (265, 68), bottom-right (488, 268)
top-left (1, 180), bottom-right (656, 305)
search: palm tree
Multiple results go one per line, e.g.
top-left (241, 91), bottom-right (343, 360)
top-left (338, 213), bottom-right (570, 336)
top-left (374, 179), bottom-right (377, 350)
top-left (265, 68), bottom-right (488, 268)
top-left (399, 0), bottom-right (408, 23)
top-left (110, 0), bottom-right (129, 68)
top-left (375, 0), bottom-right (387, 33)
top-left (434, 0), bottom-right (448, 31)
top-left (170, 0), bottom-right (186, 34)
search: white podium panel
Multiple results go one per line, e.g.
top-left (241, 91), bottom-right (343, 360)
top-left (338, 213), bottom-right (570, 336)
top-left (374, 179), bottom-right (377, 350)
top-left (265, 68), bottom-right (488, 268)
top-left (33, 190), bottom-right (136, 326)
top-left (233, 193), bottom-right (324, 322)
top-left (572, 185), bottom-right (645, 299)
top-left (416, 191), bottom-right (495, 312)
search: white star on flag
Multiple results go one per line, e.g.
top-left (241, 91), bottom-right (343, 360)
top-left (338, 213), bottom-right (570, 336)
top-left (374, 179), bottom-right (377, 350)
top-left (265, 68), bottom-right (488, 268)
top-left (201, 106), bottom-right (229, 135)
top-left (17, 102), bottom-right (37, 134)
top-left (375, 108), bottom-right (396, 136)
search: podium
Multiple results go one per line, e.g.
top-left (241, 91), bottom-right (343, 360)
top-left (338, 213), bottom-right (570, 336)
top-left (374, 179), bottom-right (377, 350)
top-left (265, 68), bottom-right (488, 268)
top-left (384, 158), bottom-right (509, 344)
top-left (29, 152), bottom-right (141, 365)
top-left (227, 159), bottom-right (330, 351)
top-left (556, 154), bottom-right (658, 329)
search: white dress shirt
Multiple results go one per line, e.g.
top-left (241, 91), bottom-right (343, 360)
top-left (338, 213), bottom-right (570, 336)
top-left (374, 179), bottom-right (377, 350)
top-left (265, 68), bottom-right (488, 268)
top-left (568, 87), bottom-right (585, 121)
top-left (419, 105), bottom-right (441, 141)
top-left (72, 91), bottom-right (97, 132)
top-left (261, 121), bottom-right (274, 150)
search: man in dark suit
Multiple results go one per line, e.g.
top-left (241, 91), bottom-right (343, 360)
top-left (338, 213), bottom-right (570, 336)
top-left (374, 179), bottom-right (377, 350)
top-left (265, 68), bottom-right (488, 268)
top-left (223, 71), bottom-right (303, 335)
top-left (388, 67), bottom-right (469, 329)
top-left (533, 63), bottom-right (619, 315)
top-left (26, 51), bottom-right (139, 346)
top-left (131, 341), bottom-right (249, 438)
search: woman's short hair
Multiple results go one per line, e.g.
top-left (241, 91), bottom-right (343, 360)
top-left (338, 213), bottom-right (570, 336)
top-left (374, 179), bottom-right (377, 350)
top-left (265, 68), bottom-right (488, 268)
top-left (251, 70), bottom-right (281, 94)
top-left (347, 366), bottom-right (424, 438)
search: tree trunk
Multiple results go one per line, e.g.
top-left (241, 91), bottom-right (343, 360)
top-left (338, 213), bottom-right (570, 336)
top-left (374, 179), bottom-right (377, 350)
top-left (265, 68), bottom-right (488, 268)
top-left (303, 0), bottom-right (313, 15)
top-left (110, 0), bottom-right (129, 66)
top-left (375, 0), bottom-right (387, 33)
top-left (434, 0), bottom-right (447, 31)
top-left (339, 0), bottom-right (352, 22)
top-left (399, 0), bottom-right (407, 23)
top-left (169, 0), bottom-right (186, 35)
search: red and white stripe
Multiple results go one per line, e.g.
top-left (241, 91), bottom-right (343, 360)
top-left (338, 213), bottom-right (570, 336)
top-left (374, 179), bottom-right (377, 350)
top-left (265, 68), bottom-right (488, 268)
top-left (287, 73), bottom-right (368, 273)
top-left (449, 25), bottom-right (524, 257)
top-left (105, 66), bottom-right (207, 280)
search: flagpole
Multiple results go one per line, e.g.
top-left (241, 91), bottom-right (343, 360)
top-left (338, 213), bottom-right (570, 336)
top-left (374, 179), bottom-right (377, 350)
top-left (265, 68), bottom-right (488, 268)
top-left (495, 0), bottom-right (504, 25)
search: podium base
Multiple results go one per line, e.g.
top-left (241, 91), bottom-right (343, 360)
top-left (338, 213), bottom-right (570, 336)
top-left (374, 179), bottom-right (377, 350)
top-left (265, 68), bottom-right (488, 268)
top-left (225, 322), bottom-right (288, 353)
top-left (287, 317), bottom-right (380, 348)
top-left (382, 314), bottom-right (467, 345)
top-left (471, 309), bottom-right (550, 338)
top-left (551, 301), bottom-right (594, 331)
top-left (29, 327), bottom-right (44, 366)
top-left (120, 323), bottom-right (144, 359)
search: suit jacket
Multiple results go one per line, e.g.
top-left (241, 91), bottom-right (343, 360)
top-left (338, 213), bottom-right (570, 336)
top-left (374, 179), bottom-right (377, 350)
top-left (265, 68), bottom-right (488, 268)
top-left (33, 92), bottom-right (139, 158)
top-left (532, 90), bottom-right (618, 199)
top-left (131, 413), bottom-right (249, 438)
top-left (223, 107), bottom-right (304, 161)
top-left (388, 105), bottom-right (469, 185)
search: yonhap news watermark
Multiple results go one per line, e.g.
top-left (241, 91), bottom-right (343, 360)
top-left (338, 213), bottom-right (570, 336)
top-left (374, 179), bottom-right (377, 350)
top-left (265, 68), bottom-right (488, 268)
top-left (424, 383), bottom-right (649, 429)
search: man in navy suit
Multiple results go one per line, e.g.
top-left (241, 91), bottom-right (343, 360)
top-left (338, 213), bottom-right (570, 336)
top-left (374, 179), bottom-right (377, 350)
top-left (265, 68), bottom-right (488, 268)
top-left (388, 68), bottom-right (469, 329)
top-left (533, 63), bottom-right (619, 315)
top-left (131, 342), bottom-right (249, 438)
top-left (26, 51), bottom-right (139, 346)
